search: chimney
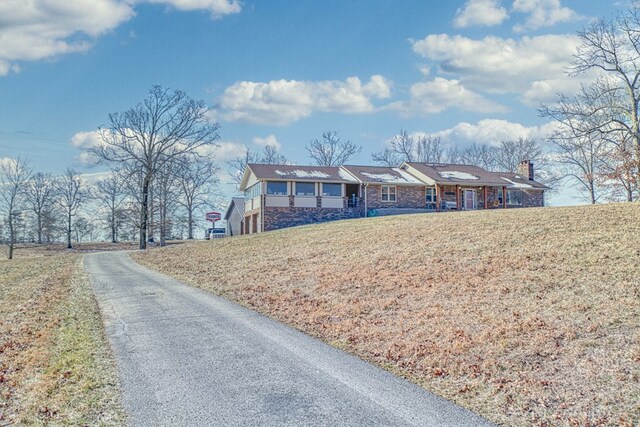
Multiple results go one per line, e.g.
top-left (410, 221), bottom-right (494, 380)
top-left (518, 160), bottom-right (534, 181)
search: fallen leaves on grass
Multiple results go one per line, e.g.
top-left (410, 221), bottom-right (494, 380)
top-left (134, 203), bottom-right (640, 426)
top-left (0, 252), bottom-right (125, 425)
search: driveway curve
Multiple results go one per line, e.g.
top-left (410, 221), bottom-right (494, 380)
top-left (85, 251), bottom-right (494, 427)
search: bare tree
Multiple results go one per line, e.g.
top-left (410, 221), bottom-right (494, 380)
top-left (548, 124), bottom-right (609, 204)
top-left (93, 85), bottom-right (220, 249)
top-left (494, 137), bottom-right (544, 172)
top-left (0, 158), bottom-right (31, 259)
top-left (155, 159), bottom-right (180, 247)
top-left (56, 169), bottom-right (86, 249)
top-left (26, 172), bottom-right (57, 244)
top-left (541, 7), bottom-right (640, 201)
top-left (372, 130), bottom-right (443, 166)
top-left (175, 155), bottom-right (220, 240)
top-left (261, 145), bottom-right (288, 165)
top-left (446, 144), bottom-right (498, 170)
top-left (92, 172), bottom-right (128, 243)
top-left (226, 145), bottom-right (288, 189)
top-left (306, 131), bottom-right (362, 166)
top-left (73, 215), bottom-right (98, 243)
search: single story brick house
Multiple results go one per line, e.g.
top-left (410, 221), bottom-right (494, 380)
top-left (237, 160), bottom-right (548, 234)
top-left (240, 164), bottom-right (363, 234)
top-left (400, 160), bottom-right (547, 210)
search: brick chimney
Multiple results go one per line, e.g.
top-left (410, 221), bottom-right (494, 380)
top-left (518, 160), bottom-right (534, 181)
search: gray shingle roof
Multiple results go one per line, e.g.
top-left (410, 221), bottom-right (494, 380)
top-left (404, 162), bottom-right (549, 189)
top-left (247, 164), bottom-right (356, 182)
top-left (340, 165), bottom-right (424, 185)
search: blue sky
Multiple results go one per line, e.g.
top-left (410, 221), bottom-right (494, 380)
top-left (0, 0), bottom-right (628, 205)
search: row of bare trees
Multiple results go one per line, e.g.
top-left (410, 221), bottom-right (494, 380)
top-left (371, 130), bottom-right (551, 177)
top-left (91, 85), bottom-right (222, 250)
top-left (540, 7), bottom-right (640, 203)
top-left (0, 86), bottom-right (223, 257)
top-left (0, 156), bottom-right (220, 259)
top-left (0, 162), bottom-right (90, 258)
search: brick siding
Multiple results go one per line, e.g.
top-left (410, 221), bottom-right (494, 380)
top-left (365, 185), bottom-right (425, 210)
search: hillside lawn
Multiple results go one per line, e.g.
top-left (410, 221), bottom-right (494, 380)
top-left (0, 244), bottom-right (129, 425)
top-left (134, 203), bottom-right (640, 426)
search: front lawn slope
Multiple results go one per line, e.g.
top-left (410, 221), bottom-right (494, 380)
top-left (134, 203), bottom-right (640, 426)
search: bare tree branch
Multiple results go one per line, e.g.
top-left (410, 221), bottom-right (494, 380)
top-left (306, 131), bottom-right (362, 166)
top-left (92, 85), bottom-right (220, 249)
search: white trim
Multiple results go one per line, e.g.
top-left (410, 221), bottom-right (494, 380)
top-left (381, 185), bottom-right (397, 202)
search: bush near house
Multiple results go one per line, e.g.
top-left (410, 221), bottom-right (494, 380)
top-left (134, 203), bottom-right (640, 426)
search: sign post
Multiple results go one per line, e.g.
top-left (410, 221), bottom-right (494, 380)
top-left (205, 211), bottom-right (221, 239)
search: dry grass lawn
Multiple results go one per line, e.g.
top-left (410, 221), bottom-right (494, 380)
top-left (0, 245), bottom-right (126, 425)
top-left (134, 203), bottom-right (640, 426)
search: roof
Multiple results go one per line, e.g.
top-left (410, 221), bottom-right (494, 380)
top-left (403, 162), bottom-right (549, 189)
top-left (341, 165), bottom-right (424, 185)
top-left (246, 164), bottom-right (357, 183)
top-left (404, 163), bottom-right (506, 186)
top-left (224, 196), bottom-right (245, 220)
top-left (498, 172), bottom-right (549, 190)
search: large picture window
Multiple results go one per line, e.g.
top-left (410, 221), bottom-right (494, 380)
top-left (266, 181), bottom-right (287, 195)
top-left (295, 182), bottom-right (315, 196)
top-left (322, 183), bottom-right (342, 197)
top-left (244, 182), bottom-right (261, 200)
top-left (381, 185), bottom-right (396, 202)
top-left (506, 190), bottom-right (523, 205)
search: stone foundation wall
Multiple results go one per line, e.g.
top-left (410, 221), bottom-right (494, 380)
top-left (263, 206), bottom-right (365, 232)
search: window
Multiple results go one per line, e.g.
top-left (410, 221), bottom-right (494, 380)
top-left (381, 185), bottom-right (396, 202)
top-left (266, 181), bottom-right (287, 195)
top-left (244, 182), bottom-right (261, 200)
top-left (425, 187), bottom-right (436, 203)
top-left (322, 183), bottom-right (342, 197)
top-left (506, 190), bottom-right (523, 205)
top-left (497, 188), bottom-right (503, 205)
top-left (295, 182), bottom-right (315, 196)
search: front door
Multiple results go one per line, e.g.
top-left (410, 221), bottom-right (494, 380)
top-left (464, 189), bottom-right (476, 210)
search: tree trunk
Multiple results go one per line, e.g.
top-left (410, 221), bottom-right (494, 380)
top-left (187, 207), bottom-right (193, 240)
top-left (36, 209), bottom-right (42, 244)
top-left (111, 210), bottom-right (117, 243)
top-left (147, 183), bottom-right (154, 243)
top-left (140, 175), bottom-right (150, 249)
top-left (67, 210), bottom-right (72, 249)
top-left (8, 215), bottom-right (14, 260)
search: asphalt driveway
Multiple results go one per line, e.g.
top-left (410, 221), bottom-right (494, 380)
top-left (85, 251), bottom-right (494, 427)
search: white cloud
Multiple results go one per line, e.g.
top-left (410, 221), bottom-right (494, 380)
top-left (78, 170), bottom-right (113, 185)
top-left (430, 118), bottom-right (557, 147)
top-left (0, 157), bottom-right (18, 169)
top-left (252, 134), bottom-right (280, 149)
top-left (70, 129), bottom-right (114, 166)
top-left (70, 130), bottom-right (104, 149)
top-left (512, 0), bottom-right (579, 32)
top-left (0, 0), bottom-right (134, 75)
top-left (216, 75), bottom-right (392, 125)
top-left (207, 141), bottom-right (247, 162)
top-left (453, 0), bottom-right (509, 28)
top-left (0, 0), bottom-right (241, 76)
top-left (144, 0), bottom-right (241, 18)
top-left (520, 77), bottom-right (584, 107)
top-left (411, 33), bottom-right (585, 104)
top-left (388, 77), bottom-right (507, 115)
